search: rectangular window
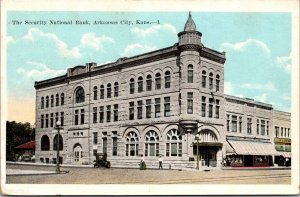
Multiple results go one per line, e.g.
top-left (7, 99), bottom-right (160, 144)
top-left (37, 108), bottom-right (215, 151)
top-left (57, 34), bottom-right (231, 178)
top-left (51, 96), bottom-right (54, 107)
top-left (106, 105), bottom-right (111, 122)
top-left (281, 127), bottom-right (283, 137)
top-left (146, 99), bottom-right (151, 118)
top-left (99, 106), bottom-right (104, 123)
top-left (266, 121), bottom-right (269, 136)
top-left (138, 80), bottom-right (143, 92)
top-left (155, 98), bottom-right (161, 118)
top-left (156, 76), bottom-right (161, 90)
top-left (227, 115), bottom-right (230, 132)
top-left (114, 104), bottom-right (118, 122)
top-left (100, 88), bottom-right (104, 99)
top-left (209, 77), bottom-right (213, 90)
top-left (239, 116), bottom-right (242, 133)
top-left (261, 120), bottom-right (265, 135)
top-left (247, 118), bottom-right (252, 134)
top-left (50, 113), bottom-right (54, 127)
top-left (102, 138), bottom-right (107, 154)
top-left (46, 114), bottom-right (49, 128)
top-left (215, 99), bottom-right (220, 119)
top-left (137, 100), bottom-right (143, 119)
top-left (129, 102), bottom-right (134, 120)
top-left (284, 128), bottom-right (286, 137)
top-left (60, 112), bottom-right (64, 126)
top-left (208, 98), bottom-right (213, 118)
top-left (216, 79), bottom-right (220, 91)
top-left (93, 107), bottom-right (97, 123)
top-left (41, 115), bottom-right (44, 128)
top-left (275, 126), bottom-right (279, 137)
top-left (187, 92), bottom-right (193, 114)
top-left (112, 137), bottom-right (117, 156)
top-left (61, 94), bottom-right (64, 106)
top-left (130, 83), bottom-right (134, 94)
top-left (93, 132), bottom-right (98, 144)
top-left (164, 97), bottom-right (171, 117)
top-left (257, 119), bottom-right (260, 135)
top-left (287, 128), bottom-right (290, 138)
top-left (146, 78), bottom-right (152, 91)
top-left (201, 96), bottom-right (206, 117)
top-left (231, 115), bottom-right (237, 132)
top-left (56, 96), bottom-right (59, 106)
top-left (188, 70), bottom-right (193, 83)
top-left (55, 112), bottom-right (59, 124)
top-left (80, 109), bottom-right (85, 125)
top-left (114, 85), bottom-right (119, 97)
top-left (202, 76), bottom-right (206, 88)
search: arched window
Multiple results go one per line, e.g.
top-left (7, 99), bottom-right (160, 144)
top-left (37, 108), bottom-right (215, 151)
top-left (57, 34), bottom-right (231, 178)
top-left (155, 73), bottom-right (161, 90)
top-left (165, 71), bottom-right (171, 88)
top-left (46, 96), bottom-right (49, 108)
top-left (41, 97), bottom-right (44, 109)
top-left (114, 82), bottom-right (119, 97)
top-left (216, 74), bottom-right (220, 92)
top-left (107, 83), bottom-right (112, 98)
top-left (41, 135), bottom-right (50, 151)
top-left (144, 130), bottom-right (159, 157)
top-left (61, 93), bottom-right (65, 106)
top-left (55, 94), bottom-right (59, 106)
top-left (100, 85), bottom-right (104, 99)
top-left (93, 86), bottom-right (98, 100)
top-left (202, 70), bottom-right (206, 88)
top-left (53, 134), bottom-right (63, 151)
top-left (166, 129), bottom-right (182, 157)
top-left (75, 87), bottom-right (85, 103)
top-left (50, 95), bottom-right (54, 107)
top-left (209, 72), bottom-right (213, 90)
top-left (146, 75), bottom-right (152, 91)
top-left (138, 76), bottom-right (143, 92)
top-left (188, 65), bottom-right (193, 83)
top-left (130, 78), bottom-right (135, 94)
top-left (125, 131), bottom-right (139, 156)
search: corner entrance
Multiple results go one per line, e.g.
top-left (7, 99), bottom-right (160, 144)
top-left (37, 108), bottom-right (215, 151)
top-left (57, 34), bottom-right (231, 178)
top-left (193, 145), bottom-right (219, 167)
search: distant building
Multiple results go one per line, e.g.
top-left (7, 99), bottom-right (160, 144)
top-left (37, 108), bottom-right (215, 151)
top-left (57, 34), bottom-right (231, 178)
top-left (15, 140), bottom-right (35, 162)
top-left (34, 12), bottom-right (291, 169)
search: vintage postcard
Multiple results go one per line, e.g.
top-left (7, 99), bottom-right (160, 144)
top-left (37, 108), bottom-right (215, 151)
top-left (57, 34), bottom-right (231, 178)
top-left (1, 0), bottom-right (299, 195)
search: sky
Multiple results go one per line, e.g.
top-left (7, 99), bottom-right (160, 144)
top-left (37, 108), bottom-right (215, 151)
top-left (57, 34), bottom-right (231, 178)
top-left (6, 12), bottom-right (291, 124)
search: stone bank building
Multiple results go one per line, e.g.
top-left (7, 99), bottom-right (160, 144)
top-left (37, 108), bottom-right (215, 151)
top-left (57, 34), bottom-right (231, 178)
top-left (34, 13), bottom-right (291, 169)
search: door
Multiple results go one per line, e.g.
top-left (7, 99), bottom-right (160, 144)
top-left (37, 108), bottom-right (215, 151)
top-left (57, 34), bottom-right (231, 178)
top-left (74, 144), bottom-right (83, 164)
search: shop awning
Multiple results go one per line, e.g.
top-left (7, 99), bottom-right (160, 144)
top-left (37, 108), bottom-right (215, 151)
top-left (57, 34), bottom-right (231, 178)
top-left (227, 140), bottom-right (280, 156)
top-left (278, 152), bottom-right (292, 158)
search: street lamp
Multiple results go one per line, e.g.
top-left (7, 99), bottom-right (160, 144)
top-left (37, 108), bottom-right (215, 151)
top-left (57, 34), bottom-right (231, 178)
top-left (195, 134), bottom-right (200, 170)
top-left (55, 120), bottom-right (62, 173)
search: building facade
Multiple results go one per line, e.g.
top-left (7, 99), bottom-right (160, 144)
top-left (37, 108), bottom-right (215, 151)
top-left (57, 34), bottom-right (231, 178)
top-left (34, 13), bottom-right (291, 169)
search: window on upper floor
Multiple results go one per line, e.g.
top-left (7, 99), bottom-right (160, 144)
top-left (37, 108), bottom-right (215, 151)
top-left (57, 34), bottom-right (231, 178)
top-left (146, 99), bottom-right (151, 118)
top-left (93, 107), bottom-right (97, 123)
top-left (99, 106), bottom-right (104, 123)
top-left (137, 100), bottom-right (143, 119)
top-left (165, 71), bottom-right (171, 88)
top-left (209, 72), bottom-right (213, 90)
top-left (208, 98), bottom-right (213, 118)
top-left (114, 104), bottom-right (118, 122)
top-left (50, 95), bottom-right (54, 107)
top-left (216, 74), bottom-right (220, 92)
top-left (201, 96), bottom-right (206, 117)
top-left (100, 85), bottom-right (104, 99)
top-left (114, 82), bottom-right (119, 97)
top-left (275, 126), bottom-right (279, 137)
top-left (261, 120), bottom-right (265, 135)
top-left (75, 87), bottom-right (85, 103)
top-left (187, 65), bottom-right (193, 83)
top-left (155, 73), bottom-right (161, 90)
top-left (106, 105), bottom-right (111, 122)
top-left (155, 98), bottom-right (161, 118)
top-left (93, 86), bottom-right (98, 100)
top-left (41, 97), bottom-right (44, 109)
top-left (187, 92), bottom-right (193, 114)
top-left (107, 83), bottom-right (111, 98)
top-left (164, 97), bottom-right (171, 117)
top-left (231, 115), bottom-right (237, 132)
top-left (61, 93), bottom-right (65, 105)
top-left (130, 78), bottom-right (135, 94)
top-left (55, 94), bottom-right (59, 106)
top-left (202, 70), bottom-right (206, 88)
top-left (129, 102), bottom-right (134, 120)
top-left (247, 118), bottom-right (252, 134)
top-left (138, 76), bottom-right (143, 93)
top-left (215, 99), bottom-right (220, 119)
top-left (46, 96), bottom-right (49, 108)
top-left (146, 75), bottom-right (152, 91)
top-left (80, 109), bottom-right (85, 125)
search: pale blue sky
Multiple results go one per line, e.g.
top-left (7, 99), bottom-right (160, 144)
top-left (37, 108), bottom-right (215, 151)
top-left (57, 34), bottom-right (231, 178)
top-left (6, 12), bottom-right (291, 123)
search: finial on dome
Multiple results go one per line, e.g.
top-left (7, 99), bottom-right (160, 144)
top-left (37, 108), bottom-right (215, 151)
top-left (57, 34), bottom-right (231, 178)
top-left (184, 11), bottom-right (196, 31)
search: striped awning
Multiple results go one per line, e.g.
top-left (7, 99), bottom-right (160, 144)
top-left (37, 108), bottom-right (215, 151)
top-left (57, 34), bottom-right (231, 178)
top-left (227, 140), bottom-right (280, 156)
top-left (278, 152), bottom-right (292, 158)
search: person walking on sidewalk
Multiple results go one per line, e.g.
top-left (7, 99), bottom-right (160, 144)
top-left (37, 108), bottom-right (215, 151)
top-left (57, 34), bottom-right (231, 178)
top-left (158, 156), bottom-right (163, 169)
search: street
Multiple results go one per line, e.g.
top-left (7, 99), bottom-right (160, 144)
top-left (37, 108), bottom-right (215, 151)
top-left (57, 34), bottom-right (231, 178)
top-left (6, 164), bottom-right (291, 184)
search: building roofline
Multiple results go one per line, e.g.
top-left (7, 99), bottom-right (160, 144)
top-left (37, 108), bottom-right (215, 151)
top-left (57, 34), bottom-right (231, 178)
top-left (224, 94), bottom-right (273, 109)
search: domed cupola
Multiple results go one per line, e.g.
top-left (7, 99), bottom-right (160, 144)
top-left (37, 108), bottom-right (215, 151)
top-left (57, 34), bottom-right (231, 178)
top-left (178, 12), bottom-right (202, 46)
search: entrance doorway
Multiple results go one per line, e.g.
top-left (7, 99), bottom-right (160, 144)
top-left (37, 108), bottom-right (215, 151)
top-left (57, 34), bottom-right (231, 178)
top-left (73, 143), bottom-right (83, 164)
top-left (193, 146), bottom-right (218, 167)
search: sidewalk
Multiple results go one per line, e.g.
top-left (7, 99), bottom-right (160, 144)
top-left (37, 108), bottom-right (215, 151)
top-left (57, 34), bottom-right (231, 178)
top-left (6, 169), bottom-right (58, 176)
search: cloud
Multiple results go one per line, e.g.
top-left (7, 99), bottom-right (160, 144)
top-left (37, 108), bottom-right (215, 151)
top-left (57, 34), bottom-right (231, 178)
top-left (131, 24), bottom-right (177, 37)
top-left (221, 39), bottom-right (271, 54)
top-left (6, 36), bottom-right (14, 44)
top-left (224, 81), bottom-right (244, 98)
top-left (17, 61), bottom-right (66, 81)
top-left (22, 28), bottom-right (81, 59)
top-left (121, 43), bottom-right (157, 57)
top-left (240, 81), bottom-right (276, 91)
top-left (80, 33), bottom-right (114, 51)
top-left (254, 93), bottom-right (268, 103)
top-left (276, 53), bottom-right (291, 73)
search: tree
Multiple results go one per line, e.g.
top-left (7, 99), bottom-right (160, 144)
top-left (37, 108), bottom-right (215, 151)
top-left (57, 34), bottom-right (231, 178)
top-left (6, 121), bottom-right (35, 161)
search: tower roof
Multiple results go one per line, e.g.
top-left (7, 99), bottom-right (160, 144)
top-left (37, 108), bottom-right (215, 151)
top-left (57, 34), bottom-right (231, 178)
top-left (184, 11), bottom-right (196, 31)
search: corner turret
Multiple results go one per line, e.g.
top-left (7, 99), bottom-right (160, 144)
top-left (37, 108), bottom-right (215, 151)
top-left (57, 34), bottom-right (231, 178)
top-left (178, 12), bottom-right (202, 46)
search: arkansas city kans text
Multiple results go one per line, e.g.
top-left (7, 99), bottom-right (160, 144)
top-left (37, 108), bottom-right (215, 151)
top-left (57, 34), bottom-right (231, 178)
top-left (10, 19), bottom-right (160, 25)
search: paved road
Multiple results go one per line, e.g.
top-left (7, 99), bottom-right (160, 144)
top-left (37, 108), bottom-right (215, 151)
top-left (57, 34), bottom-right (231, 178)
top-left (6, 164), bottom-right (291, 184)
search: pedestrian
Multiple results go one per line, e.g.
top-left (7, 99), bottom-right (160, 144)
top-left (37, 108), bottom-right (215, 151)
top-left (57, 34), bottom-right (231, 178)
top-left (158, 156), bottom-right (163, 169)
